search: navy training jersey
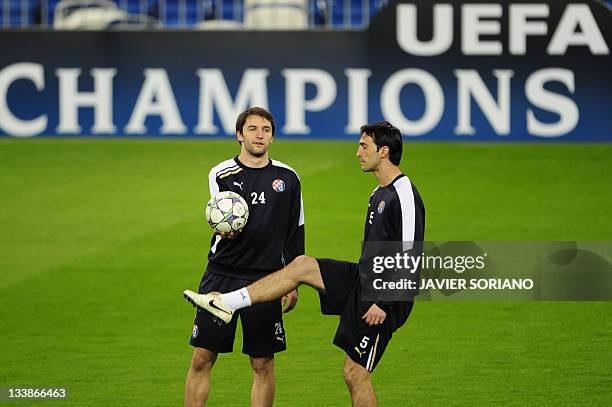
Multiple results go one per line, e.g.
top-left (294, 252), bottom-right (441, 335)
top-left (206, 156), bottom-right (305, 280)
top-left (360, 173), bottom-right (425, 330)
top-left (362, 174), bottom-right (425, 244)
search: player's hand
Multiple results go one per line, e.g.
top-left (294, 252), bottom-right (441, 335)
top-left (218, 230), bottom-right (240, 239)
top-left (362, 304), bottom-right (386, 326)
top-left (282, 289), bottom-right (298, 313)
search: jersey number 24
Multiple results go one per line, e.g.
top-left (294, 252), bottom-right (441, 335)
top-left (250, 192), bottom-right (266, 205)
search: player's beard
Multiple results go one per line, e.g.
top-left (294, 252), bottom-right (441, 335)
top-left (359, 160), bottom-right (375, 172)
top-left (361, 157), bottom-right (383, 172)
top-left (244, 141), bottom-right (268, 158)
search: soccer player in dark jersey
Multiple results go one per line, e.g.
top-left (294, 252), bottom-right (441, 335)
top-left (185, 121), bottom-right (424, 406)
top-left (184, 107), bottom-right (304, 407)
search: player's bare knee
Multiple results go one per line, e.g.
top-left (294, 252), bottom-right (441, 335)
top-left (191, 349), bottom-right (216, 373)
top-left (342, 366), bottom-right (357, 389)
top-left (250, 356), bottom-right (274, 377)
top-left (290, 255), bottom-right (318, 282)
top-left (343, 362), bottom-right (369, 389)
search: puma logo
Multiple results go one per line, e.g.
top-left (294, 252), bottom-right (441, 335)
top-left (240, 291), bottom-right (247, 300)
top-left (233, 181), bottom-right (244, 190)
top-left (354, 347), bottom-right (366, 358)
top-left (276, 336), bottom-right (285, 343)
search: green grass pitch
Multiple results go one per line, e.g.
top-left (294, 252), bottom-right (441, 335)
top-left (1, 138), bottom-right (611, 406)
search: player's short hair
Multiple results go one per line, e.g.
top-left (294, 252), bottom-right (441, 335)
top-left (235, 107), bottom-right (276, 137)
top-left (360, 121), bottom-right (403, 165)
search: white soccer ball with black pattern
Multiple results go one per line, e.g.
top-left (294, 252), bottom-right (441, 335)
top-left (205, 191), bottom-right (249, 234)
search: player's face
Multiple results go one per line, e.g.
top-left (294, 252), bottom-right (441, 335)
top-left (356, 134), bottom-right (381, 172)
top-left (237, 115), bottom-right (274, 158)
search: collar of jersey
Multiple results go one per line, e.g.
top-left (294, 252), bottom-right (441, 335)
top-left (234, 156), bottom-right (272, 170)
top-left (379, 173), bottom-right (406, 189)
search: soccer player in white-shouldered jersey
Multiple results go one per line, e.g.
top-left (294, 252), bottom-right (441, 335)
top-left (183, 107), bottom-right (304, 407)
top-left (185, 121), bottom-right (425, 406)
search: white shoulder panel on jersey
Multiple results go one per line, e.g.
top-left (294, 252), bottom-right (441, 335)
top-left (208, 158), bottom-right (238, 197)
top-left (393, 175), bottom-right (416, 248)
top-left (271, 160), bottom-right (301, 180)
top-left (271, 159), bottom-right (304, 226)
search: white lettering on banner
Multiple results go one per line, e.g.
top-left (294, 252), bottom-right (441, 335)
top-left (345, 68), bottom-right (371, 134)
top-left (462, 4), bottom-right (503, 55)
top-left (455, 70), bottom-right (513, 136)
top-left (56, 68), bottom-right (117, 134)
top-left (396, 4), bottom-right (453, 56)
top-left (0, 65), bottom-right (585, 139)
top-left (195, 68), bottom-right (269, 134)
top-left (125, 68), bottom-right (187, 134)
top-left (0, 63), bottom-right (46, 137)
top-left (548, 4), bottom-right (609, 55)
top-left (282, 69), bottom-right (337, 134)
top-left (509, 4), bottom-right (549, 55)
top-left (526, 69), bottom-right (579, 137)
top-left (380, 69), bottom-right (444, 136)
top-left (396, 3), bottom-right (609, 56)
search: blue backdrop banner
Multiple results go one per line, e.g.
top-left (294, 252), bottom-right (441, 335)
top-left (0, 0), bottom-right (610, 141)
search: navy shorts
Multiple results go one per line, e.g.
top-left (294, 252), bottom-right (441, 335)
top-left (317, 258), bottom-right (413, 372)
top-left (190, 271), bottom-right (286, 357)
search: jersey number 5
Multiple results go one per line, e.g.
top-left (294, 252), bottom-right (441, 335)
top-left (360, 336), bottom-right (369, 349)
top-left (251, 192), bottom-right (266, 205)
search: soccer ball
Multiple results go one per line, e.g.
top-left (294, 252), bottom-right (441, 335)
top-left (205, 191), bottom-right (249, 234)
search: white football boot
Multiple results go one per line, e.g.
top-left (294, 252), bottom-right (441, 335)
top-left (183, 290), bottom-right (234, 324)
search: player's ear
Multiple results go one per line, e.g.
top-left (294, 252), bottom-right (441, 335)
top-left (378, 145), bottom-right (390, 159)
top-left (236, 131), bottom-right (244, 143)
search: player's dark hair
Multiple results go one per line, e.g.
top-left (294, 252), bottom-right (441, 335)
top-left (360, 121), bottom-right (403, 165)
top-left (235, 107), bottom-right (276, 137)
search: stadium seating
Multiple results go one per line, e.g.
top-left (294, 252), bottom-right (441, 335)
top-left (1, 0), bottom-right (38, 27)
top-left (4, 1), bottom-right (612, 30)
top-left (53, 0), bottom-right (128, 29)
top-left (0, 0), bottom-right (393, 29)
top-left (243, 0), bottom-right (308, 29)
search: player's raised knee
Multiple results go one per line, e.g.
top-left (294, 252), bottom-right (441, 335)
top-left (290, 255), bottom-right (317, 276)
